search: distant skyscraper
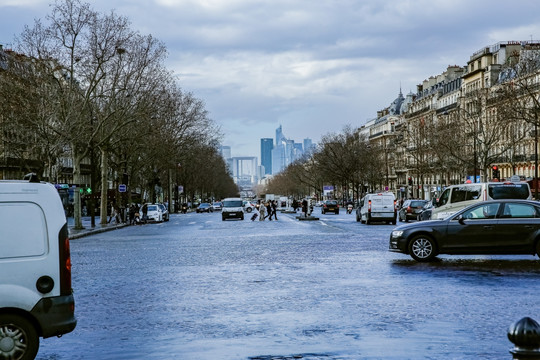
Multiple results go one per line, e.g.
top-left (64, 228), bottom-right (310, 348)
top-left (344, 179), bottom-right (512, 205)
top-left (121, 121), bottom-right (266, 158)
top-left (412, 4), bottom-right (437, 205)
top-left (260, 138), bottom-right (273, 175)
top-left (220, 146), bottom-right (231, 160)
top-left (303, 138), bottom-right (313, 154)
top-left (276, 125), bottom-right (284, 144)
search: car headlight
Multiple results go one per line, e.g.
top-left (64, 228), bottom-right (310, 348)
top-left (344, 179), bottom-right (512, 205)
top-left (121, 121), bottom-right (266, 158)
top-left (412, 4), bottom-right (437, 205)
top-left (391, 230), bottom-right (404, 238)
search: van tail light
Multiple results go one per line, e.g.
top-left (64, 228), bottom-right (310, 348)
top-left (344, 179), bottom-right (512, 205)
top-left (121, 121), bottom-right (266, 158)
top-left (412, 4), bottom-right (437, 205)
top-left (368, 200), bottom-right (372, 213)
top-left (59, 224), bottom-right (72, 296)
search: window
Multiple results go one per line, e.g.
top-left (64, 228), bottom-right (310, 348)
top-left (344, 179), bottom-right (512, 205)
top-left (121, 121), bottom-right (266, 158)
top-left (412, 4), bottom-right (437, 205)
top-left (462, 203), bottom-right (500, 220)
top-left (451, 185), bottom-right (482, 203)
top-left (438, 188), bottom-right (451, 206)
top-left (488, 184), bottom-right (530, 200)
top-left (501, 203), bottom-right (538, 218)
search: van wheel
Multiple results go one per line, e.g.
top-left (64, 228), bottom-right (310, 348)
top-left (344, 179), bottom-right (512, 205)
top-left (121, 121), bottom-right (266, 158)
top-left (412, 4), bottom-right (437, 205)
top-left (0, 314), bottom-right (39, 360)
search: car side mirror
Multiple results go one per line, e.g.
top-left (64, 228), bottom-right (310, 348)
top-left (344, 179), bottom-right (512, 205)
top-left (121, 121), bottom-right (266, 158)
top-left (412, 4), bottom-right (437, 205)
top-left (457, 214), bottom-right (466, 225)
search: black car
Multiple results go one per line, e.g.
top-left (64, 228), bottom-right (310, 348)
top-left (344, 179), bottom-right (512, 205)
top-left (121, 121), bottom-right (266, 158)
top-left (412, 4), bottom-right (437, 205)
top-left (417, 201), bottom-right (434, 221)
top-left (398, 199), bottom-right (428, 222)
top-left (389, 199), bottom-right (540, 262)
top-left (322, 200), bottom-right (339, 214)
top-left (196, 203), bottom-right (213, 213)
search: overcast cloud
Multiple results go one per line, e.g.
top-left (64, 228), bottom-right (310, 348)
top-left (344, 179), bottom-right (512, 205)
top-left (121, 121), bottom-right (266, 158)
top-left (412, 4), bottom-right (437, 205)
top-left (2, 0), bottom-right (540, 157)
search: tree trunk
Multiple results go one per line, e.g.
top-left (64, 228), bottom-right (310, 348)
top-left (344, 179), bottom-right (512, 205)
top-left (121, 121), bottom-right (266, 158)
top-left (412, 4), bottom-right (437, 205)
top-left (72, 152), bottom-right (84, 230)
top-left (100, 149), bottom-right (109, 225)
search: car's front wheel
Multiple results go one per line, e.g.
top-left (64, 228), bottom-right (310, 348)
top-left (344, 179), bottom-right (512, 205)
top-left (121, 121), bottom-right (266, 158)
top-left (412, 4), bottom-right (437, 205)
top-left (0, 314), bottom-right (39, 360)
top-left (408, 235), bottom-right (437, 262)
top-left (245, 207), bottom-right (252, 213)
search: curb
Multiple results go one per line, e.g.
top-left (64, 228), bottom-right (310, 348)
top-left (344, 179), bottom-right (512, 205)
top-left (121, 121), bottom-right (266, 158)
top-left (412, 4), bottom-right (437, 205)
top-left (69, 223), bottom-right (129, 240)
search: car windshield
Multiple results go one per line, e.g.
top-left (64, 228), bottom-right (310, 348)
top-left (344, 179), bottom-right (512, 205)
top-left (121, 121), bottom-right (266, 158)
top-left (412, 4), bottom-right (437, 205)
top-left (488, 183), bottom-right (530, 199)
top-left (148, 205), bottom-right (158, 211)
top-left (326, 201), bottom-right (337, 205)
top-left (200, 203), bottom-right (210, 207)
top-left (410, 200), bottom-right (427, 207)
top-left (223, 200), bottom-right (243, 207)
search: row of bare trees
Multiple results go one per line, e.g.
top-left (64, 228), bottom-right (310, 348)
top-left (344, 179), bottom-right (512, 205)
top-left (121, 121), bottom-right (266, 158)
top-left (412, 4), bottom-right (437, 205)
top-left (0, 0), bottom-right (238, 227)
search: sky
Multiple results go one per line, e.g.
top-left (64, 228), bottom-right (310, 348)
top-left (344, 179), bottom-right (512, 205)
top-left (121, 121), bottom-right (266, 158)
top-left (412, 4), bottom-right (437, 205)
top-left (2, 0), bottom-right (540, 160)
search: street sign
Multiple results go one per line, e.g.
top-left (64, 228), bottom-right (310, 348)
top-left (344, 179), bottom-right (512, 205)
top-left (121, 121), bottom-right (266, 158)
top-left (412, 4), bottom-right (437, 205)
top-left (119, 184), bottom-right (127, 192)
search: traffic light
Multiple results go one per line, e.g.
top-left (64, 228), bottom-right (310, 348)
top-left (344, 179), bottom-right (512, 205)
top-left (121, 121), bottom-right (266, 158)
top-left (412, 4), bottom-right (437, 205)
top-left (79, 186), bottom-right (92, 195)
top-left (492, 165), bottom-right (500, 180)
top-left (408, 177), bottom-right (413, 186)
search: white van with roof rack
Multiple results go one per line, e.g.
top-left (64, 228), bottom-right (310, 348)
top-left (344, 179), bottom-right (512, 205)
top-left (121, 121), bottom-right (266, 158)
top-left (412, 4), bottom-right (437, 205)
top-left (0, 174), bottom-right (76, 359)
top-left (431, 181), bottom-right (532, 220)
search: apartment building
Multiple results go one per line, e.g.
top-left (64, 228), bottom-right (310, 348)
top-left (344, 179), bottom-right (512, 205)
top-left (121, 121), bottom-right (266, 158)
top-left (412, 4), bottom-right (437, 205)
top-left (362, 40), bottom-right (540, 200)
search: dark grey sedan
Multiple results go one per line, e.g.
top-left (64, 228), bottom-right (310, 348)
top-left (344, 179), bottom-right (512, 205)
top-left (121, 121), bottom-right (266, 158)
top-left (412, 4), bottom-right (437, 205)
top-left (389, 199), bottom-right (540, 262)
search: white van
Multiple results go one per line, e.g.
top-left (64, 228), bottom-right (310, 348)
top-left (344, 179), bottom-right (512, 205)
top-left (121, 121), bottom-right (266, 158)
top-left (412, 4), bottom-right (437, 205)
top-left (431, 181), bottom-right (532, 220)
top-left (0, 175), bottom-right (76, 359)
top-left (221, 197), bottom-right (244, 220)
top-left (356, 192), bottom-right (397, 225)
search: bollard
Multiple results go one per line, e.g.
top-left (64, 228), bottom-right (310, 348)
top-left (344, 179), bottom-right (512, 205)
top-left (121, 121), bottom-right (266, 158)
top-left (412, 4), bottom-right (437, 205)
top-left (508, 317), bottom-right (540, 359)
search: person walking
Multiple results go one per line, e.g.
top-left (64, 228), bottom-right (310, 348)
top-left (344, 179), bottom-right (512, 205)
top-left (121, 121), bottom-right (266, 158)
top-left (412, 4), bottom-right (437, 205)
top-left (302, 198), bottom-right (308, 217)
top-left (265, 201), bottom-right (273, 221)
top-left (259, 202), bottom-right (266, 221)
top-left (271, 200), bottom-right (278, 220)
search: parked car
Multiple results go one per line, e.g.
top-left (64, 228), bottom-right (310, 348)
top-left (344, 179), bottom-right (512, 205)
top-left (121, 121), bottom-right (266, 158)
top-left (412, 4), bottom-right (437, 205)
top-left (357, 192), bottom-right (396, 224)
top-left (158, 203), bottom-right (169, 221)
top-left (398, 199), bottom-right (428, 222)
top-left (196, 203), bottom-right (213, 213)
top-left (243, 200), bottom-right (255, 213)
top-left (141, 203), bottom-right (164, 222)
top-left (389, 199), bottom-right (540, 262)
top-left (321, 200), bottom-right (339, 214)
top-left (222, 197), bottom-right (244, 220)
top-left (417, 201), bottom-right (434, 221)
top-left (212, 202), bottom-right (223, 211)
top-left (0, 175), bottom-right (77, 359)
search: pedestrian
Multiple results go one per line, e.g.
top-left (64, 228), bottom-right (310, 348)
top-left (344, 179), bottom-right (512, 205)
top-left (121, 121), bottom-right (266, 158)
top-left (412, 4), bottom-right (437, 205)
top-left (271, 200), bottom-right (278, 220)
top-left (259, 202), bottom-right (266, 221)
top-left (292, 199), bottom-right (298, 212)
top-left (302, 199), bottom-right (308, 217)
top-left (265, 202), bottom-right (273, 220)
top-left (129, 204), bottom-right (136, 225)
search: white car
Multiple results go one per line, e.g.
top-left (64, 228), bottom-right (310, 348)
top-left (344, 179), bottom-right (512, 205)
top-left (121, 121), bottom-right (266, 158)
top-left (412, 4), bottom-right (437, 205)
top-left (0, 174), bottom-right (77, 359)
top-left (243, 200), bottom-right (255, 213)
top-left (141, 203), bottom-right (163, 222)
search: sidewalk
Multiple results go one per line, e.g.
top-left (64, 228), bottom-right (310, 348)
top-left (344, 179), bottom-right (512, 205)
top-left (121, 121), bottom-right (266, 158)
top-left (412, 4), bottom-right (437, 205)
top-left (67, 216), bottom-right (129, 240)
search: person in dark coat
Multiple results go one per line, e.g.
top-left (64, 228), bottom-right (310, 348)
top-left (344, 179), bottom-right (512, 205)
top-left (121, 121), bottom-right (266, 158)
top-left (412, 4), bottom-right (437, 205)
top-left (265, 202), bottom-right (273, 220)
top-left (302, 199), bottom-right (308, 217)
top-left (271, 200), bottom-right (278, 220)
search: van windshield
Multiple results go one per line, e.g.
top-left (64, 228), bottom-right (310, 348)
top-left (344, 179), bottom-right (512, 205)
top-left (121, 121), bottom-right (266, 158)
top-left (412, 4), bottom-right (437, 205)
top-left (450, 185), bottom-right (482, 203)
top-left (223, 200), bottom-right (243, 207)
top-left (488, 183), bottom-right (530, 199)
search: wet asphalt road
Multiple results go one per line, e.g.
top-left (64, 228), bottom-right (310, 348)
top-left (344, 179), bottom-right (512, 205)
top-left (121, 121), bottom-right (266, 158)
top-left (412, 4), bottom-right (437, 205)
top-left (37, 208), bottom-right (540, 359)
